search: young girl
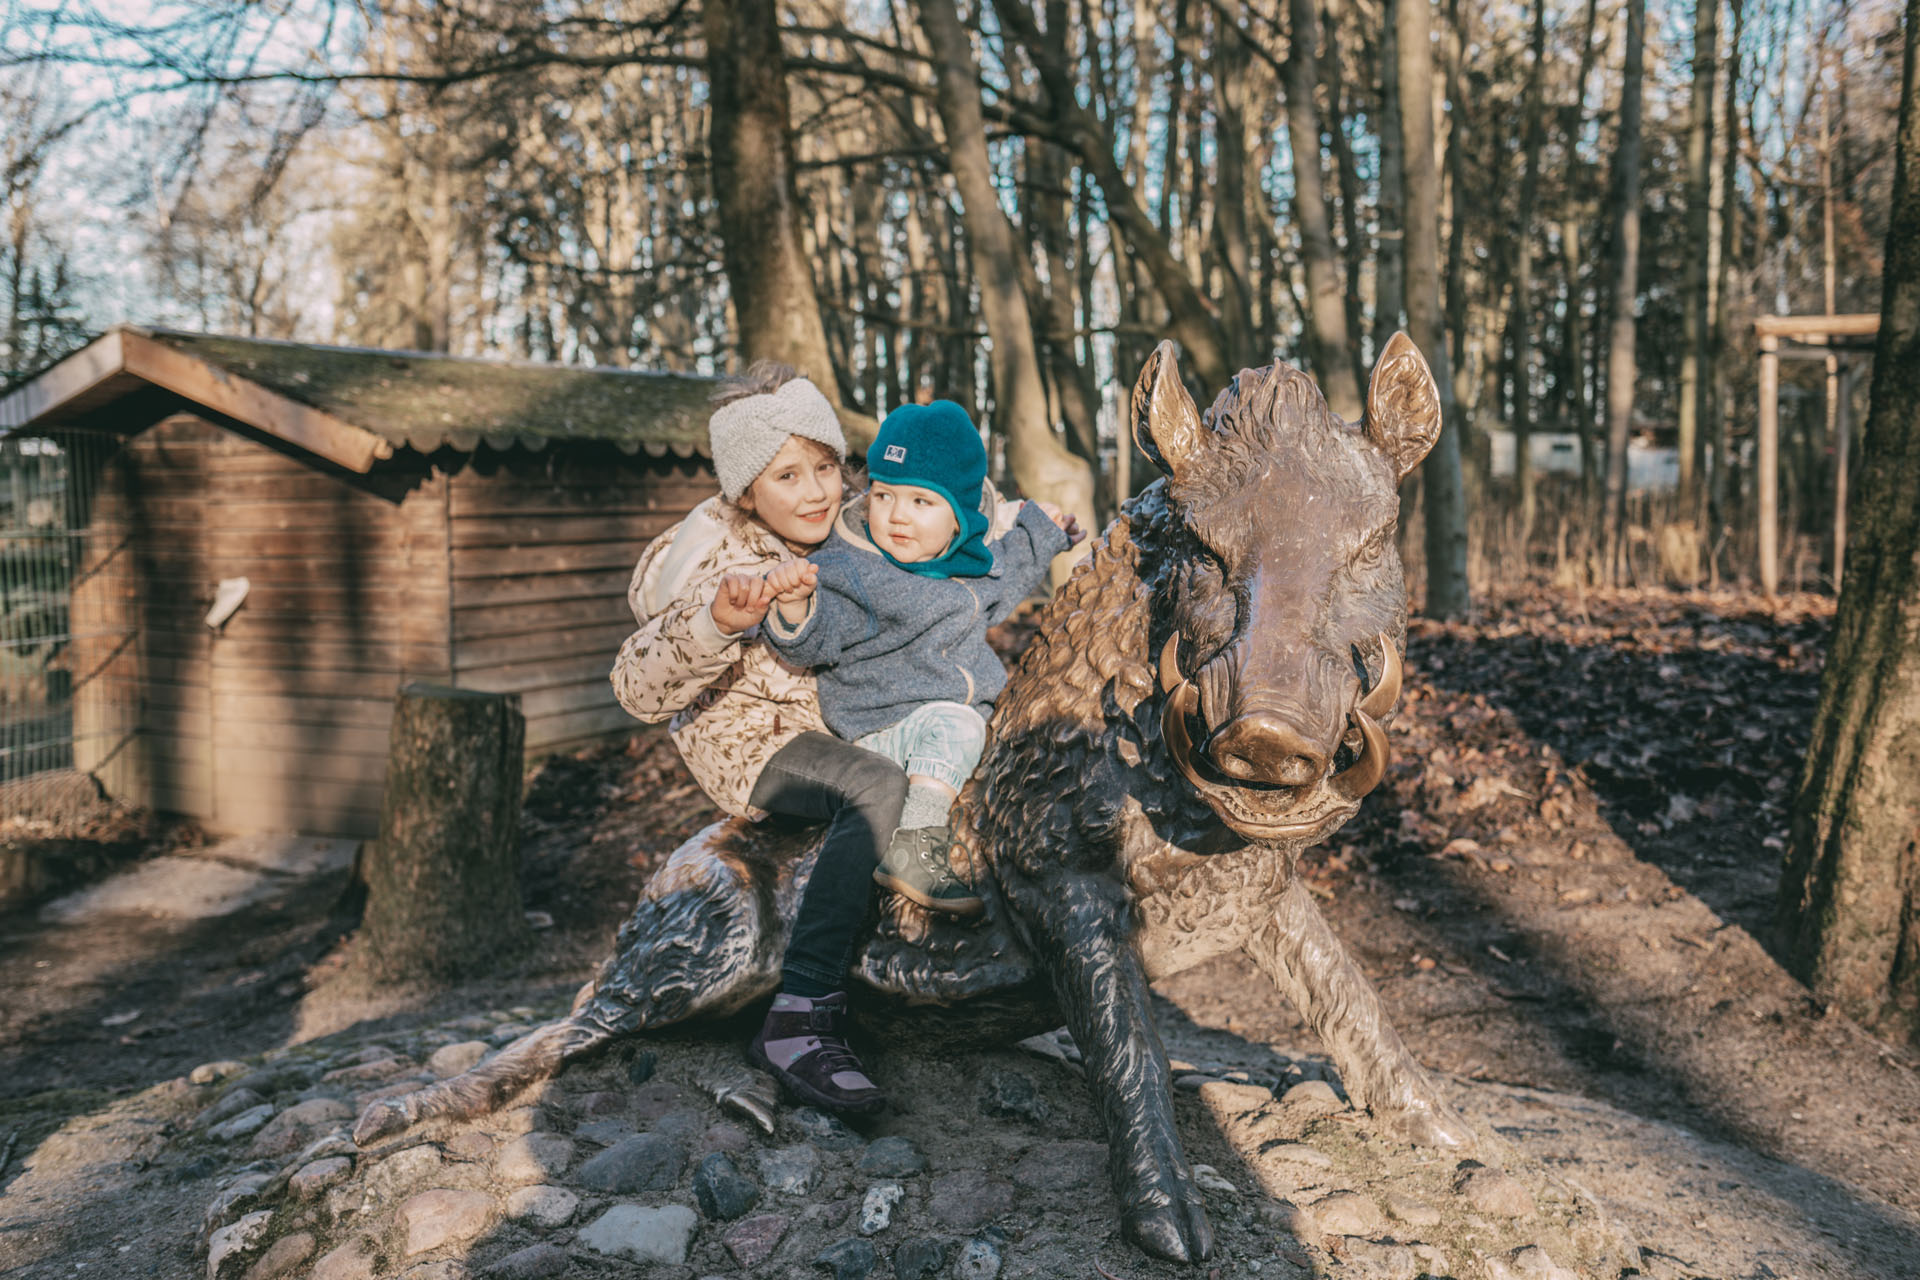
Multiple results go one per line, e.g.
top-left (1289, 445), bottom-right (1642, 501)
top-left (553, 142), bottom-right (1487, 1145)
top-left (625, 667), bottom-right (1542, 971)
top-left (728, 401), bottom-right (1083, 914)
top-left (611, 364), bottom-right (904, 1116)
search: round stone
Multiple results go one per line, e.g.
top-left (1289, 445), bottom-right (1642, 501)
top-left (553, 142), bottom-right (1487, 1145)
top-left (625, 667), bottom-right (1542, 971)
top-left (1280, 1080), bottom-right (1344, 1112)
top-left (976, 1070), bottom-right (1048, 1122)
top-left (1455, 1164), bottom-right (1537, 1219)
top-left (309, 1237), bottom-right (378, 1280)
top-left (480, 1243), bottom-right (568, 1279)
top-left (955, 1237), bottom-right (1003, 1280)
top-left (398, 1188), bottom-right (495, 1255)
top-left (577, 1204), bottom-right (699, 1264)
top-left (207, 1210), bottom-right (273, 1280)
top-left (1307, 1190), bottom-right (1386, 1237)
top-left (858, 1181), bottom-right (902, 1235)
top-left (813, 1236), bottom-right (877, 1280)
top-left (1383, 1191), bottom-right (1441, 1226)
top-left (241, 1232), bottom-right (314, 1280)
top-left (890, 1238), bottom-right (947, 1279)
top-left (695, 1151), bottom-right (762, 1221)
top-left (495, 1133), bottom-right (575, 1185)
top-left (208, 1104), bottom-right (276, 1142)
top-left (575, 1132), bottom-right (685, 1193)
top-left (198, 1088), bottom-right (268, 1129)
top-left (856, 1136), bottom-right (927, 1177)
top-left (191, 1060), bottom-right (250, 1086)
top-left (505, 1184), bottom-right (578, 1228)
top-left (723, 1213), bottom-right (790, 1268)
top-left (290, 1157), bottom-right (352, 1199)
top-left (1197, 1080), bottom-right (1275, 1115)
top-left (759, 1143), bottom-right (823, 1194)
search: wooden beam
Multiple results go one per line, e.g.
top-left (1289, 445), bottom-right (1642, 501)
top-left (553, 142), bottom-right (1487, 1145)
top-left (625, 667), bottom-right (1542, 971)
top-left (0, 330), bottom-right (127, 431)
top-left (1752, 313), bottom-right (1881, 341)
top-left (1758, 334), bottom-right (1781, 597)
top-left (120, 330), bottom-right (394, 473)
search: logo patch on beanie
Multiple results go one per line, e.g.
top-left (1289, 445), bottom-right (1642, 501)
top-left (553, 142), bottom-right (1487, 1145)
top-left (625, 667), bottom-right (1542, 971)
top-left (883, 444), bottom-right (907, 463)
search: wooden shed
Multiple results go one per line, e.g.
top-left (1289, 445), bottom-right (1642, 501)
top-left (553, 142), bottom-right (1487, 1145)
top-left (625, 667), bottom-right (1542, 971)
top-left (0, 326), bottom-right (718, 836)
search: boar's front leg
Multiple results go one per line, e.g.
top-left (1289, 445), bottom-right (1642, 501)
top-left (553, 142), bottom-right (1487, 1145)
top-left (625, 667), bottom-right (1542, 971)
top-left (1245, 879), bottom-right (1476, 1150)
top-left (1017, 867), bottom-right (1213, 1263)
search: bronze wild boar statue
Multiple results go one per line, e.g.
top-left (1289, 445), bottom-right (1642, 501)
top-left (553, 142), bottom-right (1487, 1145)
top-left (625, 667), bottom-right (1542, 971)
top-left (355, 334), bottom-right (1475, 1263)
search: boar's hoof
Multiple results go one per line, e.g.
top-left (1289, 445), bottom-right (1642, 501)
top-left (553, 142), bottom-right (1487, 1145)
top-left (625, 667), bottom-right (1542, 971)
top-left (1387, 1100), bottom-right (1478, 1153)
top-left (353, 1098), bottom-right (412, 1147)
top-left (1123, 1195), bottom-right (1214, 1263)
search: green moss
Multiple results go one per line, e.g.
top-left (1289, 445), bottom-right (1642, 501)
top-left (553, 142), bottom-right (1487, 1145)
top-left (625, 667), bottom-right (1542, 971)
top-left (146, 329), bottom-right (719, 455)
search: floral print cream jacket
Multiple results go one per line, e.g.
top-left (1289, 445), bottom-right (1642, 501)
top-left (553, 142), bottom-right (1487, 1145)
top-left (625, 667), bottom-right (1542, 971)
top-left (611, 496), bottom-right (828, 820)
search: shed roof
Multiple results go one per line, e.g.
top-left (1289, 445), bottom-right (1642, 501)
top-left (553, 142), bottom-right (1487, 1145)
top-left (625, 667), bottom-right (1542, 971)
top-left (0, 326), bottom-right (719, 473)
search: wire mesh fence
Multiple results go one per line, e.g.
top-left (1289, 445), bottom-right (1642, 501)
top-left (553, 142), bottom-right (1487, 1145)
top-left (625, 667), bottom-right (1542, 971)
top-left (1, 430), bottom-right (133, 823)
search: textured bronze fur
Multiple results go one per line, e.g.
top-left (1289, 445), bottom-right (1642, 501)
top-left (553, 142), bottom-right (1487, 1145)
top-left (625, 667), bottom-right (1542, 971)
top-left (354, 335), bottom-right (1473, 1264)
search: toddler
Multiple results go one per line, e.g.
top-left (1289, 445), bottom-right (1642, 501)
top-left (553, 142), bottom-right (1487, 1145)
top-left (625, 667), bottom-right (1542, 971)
top-left (735, 401), bottom-right (1079, 914)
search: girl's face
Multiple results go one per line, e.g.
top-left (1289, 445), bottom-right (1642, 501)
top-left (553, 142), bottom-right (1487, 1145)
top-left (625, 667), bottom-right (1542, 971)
top-left (740, 435), bottom-right (844, 549)
top-left (867, 481), bottom-right (960, 563)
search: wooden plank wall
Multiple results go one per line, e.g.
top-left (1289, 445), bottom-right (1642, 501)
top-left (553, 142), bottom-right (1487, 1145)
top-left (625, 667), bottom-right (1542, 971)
top-left (77, 414), bottom-right (450, 836)
top-left (447, 448), bottom-right (715, 754)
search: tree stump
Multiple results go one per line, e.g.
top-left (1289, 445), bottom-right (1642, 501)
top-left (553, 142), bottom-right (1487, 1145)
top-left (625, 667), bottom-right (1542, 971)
top-left (354, 683), bottom-right (531, 983)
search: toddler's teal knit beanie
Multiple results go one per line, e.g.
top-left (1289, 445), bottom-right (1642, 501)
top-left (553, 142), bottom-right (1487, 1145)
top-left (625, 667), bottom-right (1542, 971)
top-left (867, 401), bottom-right (992, 577)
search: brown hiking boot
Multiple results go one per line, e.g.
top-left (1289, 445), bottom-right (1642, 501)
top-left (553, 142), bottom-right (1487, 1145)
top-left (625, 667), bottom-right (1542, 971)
top-left (748, 992), bottom-right (886, 1116)
top-left (873, 826), bottom-right (984, 916)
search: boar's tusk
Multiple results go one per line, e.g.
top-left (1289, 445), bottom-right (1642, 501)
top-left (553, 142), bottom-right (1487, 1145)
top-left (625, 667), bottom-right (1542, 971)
top-left (1358, 633), bottom-right (1402, 721)
top-left (1160, 672), bottom-right (1212, 795)
top-left (1159, 633), bottom-right (1186, 697)
top-left (1330, 709), bottom-right (1389, 800)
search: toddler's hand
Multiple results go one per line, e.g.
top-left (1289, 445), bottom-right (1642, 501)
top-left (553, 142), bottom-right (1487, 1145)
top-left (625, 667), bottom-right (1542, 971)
top-left (1035, 501), bottom-right (1087, 548)
top-left (764, 559), bottom-right (819, 604)
top-left (711, 573), bottom-right (776, 633)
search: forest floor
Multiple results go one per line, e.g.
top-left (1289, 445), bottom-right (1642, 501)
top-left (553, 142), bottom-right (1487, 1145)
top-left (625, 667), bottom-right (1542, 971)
top-left (2, 586), bottom-right (1918, 1280)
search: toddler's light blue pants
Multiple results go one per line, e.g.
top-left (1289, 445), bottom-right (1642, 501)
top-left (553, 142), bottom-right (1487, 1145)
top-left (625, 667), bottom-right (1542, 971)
top-left (854, 701), bottom-right (988, 793)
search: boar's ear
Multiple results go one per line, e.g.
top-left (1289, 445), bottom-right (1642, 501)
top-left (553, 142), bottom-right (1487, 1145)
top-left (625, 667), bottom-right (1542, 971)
top-left (1363, 332), bottom-right (1443, 479)
top-left (1131, 340), bottom-right (1207, 482)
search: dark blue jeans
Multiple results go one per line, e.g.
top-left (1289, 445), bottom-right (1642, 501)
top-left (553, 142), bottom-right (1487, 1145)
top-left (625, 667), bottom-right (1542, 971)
top-left (749, 732), bottom-right (908, 997)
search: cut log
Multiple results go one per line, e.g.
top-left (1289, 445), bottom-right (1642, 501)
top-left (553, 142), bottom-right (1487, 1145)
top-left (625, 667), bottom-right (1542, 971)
top-left (353, 683), bottom-right (530, 982)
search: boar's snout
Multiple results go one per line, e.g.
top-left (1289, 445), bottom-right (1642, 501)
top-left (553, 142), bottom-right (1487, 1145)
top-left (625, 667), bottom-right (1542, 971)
top-left (1205, 712), bottom-right (1326, 788)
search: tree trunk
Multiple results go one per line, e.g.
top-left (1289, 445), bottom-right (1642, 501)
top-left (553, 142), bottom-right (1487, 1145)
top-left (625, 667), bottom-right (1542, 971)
top-left (916, 0), bottom-right (1095, 560)
top-left (1396, 0), bottom-right (1470, 618)
top-left (1374, 13), bottom-right (1407, 348)
top-left (1777, 0), bottom-right (1920, 1044)
top-left (993, 0), bottom-right (1234, 389)
top-left (1322, 0), bottom-right (1369, 392)
top-left (1601, 0), bottom-right (1647, 586)
top-left (1709, 0), bottom-right (1745, 551)
top-left (1285, 0), bottom-right (1363, 417)
top-left (703, 0), bottom-right (845, 404)
top-left (1507, 0), bottom-right (1549, 548)
top-left (355, 684), bottom-right (530, 984)
top-left (1212, 23), bottom-right (1260, 371)
top-left (1678, 0), bottom-right (1720, 508)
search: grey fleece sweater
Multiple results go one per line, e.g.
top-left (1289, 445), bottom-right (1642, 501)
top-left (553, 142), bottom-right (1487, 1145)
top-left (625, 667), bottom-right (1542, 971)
top-left (762, 499), bottom-right (1069, 739)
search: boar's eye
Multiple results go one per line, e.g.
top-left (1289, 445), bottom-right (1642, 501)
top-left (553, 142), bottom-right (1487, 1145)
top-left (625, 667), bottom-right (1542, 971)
top-left (1351, 526), bottom-right (1392, 576)
top-left (1174, 551), bottom-right (1235, 652)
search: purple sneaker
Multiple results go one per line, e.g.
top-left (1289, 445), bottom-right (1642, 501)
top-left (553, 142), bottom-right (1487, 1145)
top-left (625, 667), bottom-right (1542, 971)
top-left (749, 991), bottom-right (886, 1116)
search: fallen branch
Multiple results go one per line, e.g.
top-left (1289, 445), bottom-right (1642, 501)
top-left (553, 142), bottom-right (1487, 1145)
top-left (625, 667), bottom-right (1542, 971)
top-left (0, 1129), bottom-right (18, 1181)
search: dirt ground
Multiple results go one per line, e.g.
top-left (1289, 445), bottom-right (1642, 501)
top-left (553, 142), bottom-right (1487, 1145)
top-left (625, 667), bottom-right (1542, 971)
top-left (3, 587), bottom-right (1918, 1279)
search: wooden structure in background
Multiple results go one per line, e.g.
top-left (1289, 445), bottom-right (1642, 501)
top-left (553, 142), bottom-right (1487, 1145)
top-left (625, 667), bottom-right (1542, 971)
top-left (0, 327), bottom-right (717, 835)
top-left (1753, 313), bottom-right (1879, 596)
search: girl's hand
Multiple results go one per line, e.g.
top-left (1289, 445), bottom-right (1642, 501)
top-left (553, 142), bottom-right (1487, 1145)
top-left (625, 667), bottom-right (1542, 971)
top-left (1035, 501), bottom-right (1088, 548)
top-left (711, 573), bottom-right (777, 633)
